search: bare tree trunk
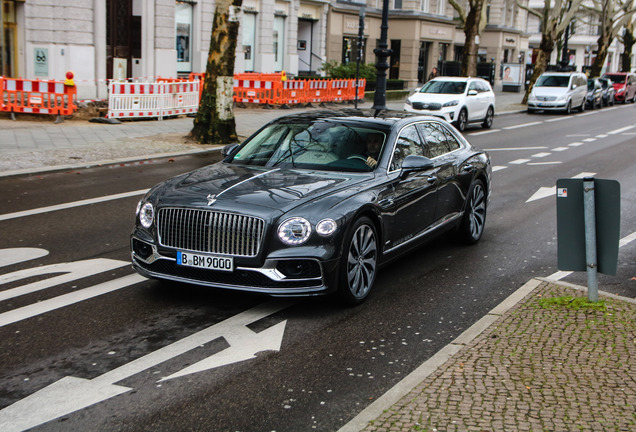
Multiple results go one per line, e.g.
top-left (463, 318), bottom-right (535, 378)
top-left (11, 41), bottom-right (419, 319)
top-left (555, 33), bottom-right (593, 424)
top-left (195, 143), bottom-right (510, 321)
top-left (461, 2), bottom-right (483, 77)
top-left (622, 27), bottom-right (635, 71)
top-left (191, 0), bottom-right (242, 144)
top-left (590, 21), bottom-right (613, 77)
top-left (522, 37), bottom-right (554, 104)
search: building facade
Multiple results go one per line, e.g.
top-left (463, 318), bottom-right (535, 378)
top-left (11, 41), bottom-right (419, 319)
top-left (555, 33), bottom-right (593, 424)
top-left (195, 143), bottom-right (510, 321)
top-left (0, 0), bottom-right (631, 101)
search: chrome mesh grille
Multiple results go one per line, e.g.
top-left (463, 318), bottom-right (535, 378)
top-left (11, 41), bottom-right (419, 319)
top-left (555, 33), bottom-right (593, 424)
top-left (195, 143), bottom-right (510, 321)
top-left (158, 208), bottom-right (265, 257)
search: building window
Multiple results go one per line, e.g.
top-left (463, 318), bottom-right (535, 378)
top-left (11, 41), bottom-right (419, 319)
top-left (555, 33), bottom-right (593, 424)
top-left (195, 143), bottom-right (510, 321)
top-left (243, 12), bottom-right (256, 72)
top-left (393, 0), bottom-right (402, 9)
top-left (273, 16), bottom-right (285, 71)
top-left (437, 0), bottom-right (445, 15)
top-left (342, 36), bottom-right (366, 64)
top-left (175, 2), bottom-right (193, 73)
top-left (421, 0), bottom-right (429, 12)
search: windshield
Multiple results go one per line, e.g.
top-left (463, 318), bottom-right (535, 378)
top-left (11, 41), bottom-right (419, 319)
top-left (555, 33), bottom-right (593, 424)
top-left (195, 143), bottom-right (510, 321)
top-left (603, 74), bottom-right (625, 84)
top-left (536, 75), bottom-right (570, 87)
top-left (419, 80), bottom-right (466, 95)
top-left (228, 121), bottom-right (387, 173)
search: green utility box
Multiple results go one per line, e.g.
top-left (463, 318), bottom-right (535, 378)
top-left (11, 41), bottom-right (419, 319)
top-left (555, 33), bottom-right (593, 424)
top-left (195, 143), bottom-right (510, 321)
top-left (556, 178), bottom-right (620, 275)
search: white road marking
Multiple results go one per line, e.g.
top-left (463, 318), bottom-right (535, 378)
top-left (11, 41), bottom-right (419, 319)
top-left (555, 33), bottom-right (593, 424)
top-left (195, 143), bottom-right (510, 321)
top-left (483, 146), bottom-right (548, 151)
top-left (510, 159), bottom-right (531, 164)
top-left (531, 152), bottom-right (551, 158)
top-left (528, 161), bottom-right (562, 166)
top-left (492, 166), bottom-right (508, 172)
top-left (503, 121), bottom-right (543, 130)
top-left (0, 273), bottom-right (145, 327)
top-left (545, 117), bottom-right (571, 122)
top-left (0, 189), bottom-right (149, 222)
top-left (0, 258), bottom-right (129, 302)
top-left (583, 138), bottom-right (597, 142)
top-left (608, 125), bottom-right (636, 134)
top-left (470, 129), bottom-right (501, 136)
top-left (0, 300), bottom-right (294, 432)
top-left (595, 134), bottom-right (608, 138)
top-left (0, 248), bottom-right (49, 268)
top-left (568, 142), bottom-right (584, 147)
top-left (552, 147), bottom-right (569, 152)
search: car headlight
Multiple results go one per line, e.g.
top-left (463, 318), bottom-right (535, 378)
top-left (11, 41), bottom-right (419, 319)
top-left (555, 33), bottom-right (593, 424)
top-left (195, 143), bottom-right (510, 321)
top-left (278, 217), bottom-right (312, 245)
top-left (557, 94), bottom-right (567, 101)
top-left (617, 88), bottom-right (624, 94)
top-left (138, 202), bottom-right (154, 229)
top-left (442, 100), bottom-right (459, 107)
top-left (316, 218), bottom-right (337, 236)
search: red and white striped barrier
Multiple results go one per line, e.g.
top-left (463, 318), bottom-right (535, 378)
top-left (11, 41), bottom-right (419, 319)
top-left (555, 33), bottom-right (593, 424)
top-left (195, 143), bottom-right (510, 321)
top-left (106, 80), bottom-right (200, 120)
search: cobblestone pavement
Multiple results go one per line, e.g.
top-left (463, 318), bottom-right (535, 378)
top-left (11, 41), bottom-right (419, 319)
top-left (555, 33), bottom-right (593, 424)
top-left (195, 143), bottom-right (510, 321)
top-left (358, 281), bottom-right (636, 432)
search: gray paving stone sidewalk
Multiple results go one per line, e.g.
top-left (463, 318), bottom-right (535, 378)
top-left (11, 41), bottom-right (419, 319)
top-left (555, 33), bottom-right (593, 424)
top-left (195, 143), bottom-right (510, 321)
top-left (356, 280), bottom-right (636, 432)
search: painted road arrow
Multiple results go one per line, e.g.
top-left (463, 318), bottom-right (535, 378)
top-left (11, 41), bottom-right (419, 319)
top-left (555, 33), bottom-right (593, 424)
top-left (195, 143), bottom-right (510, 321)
top-left (526, 172), bottom-right (596, 203)
top-left (0, 300), bottom-right (295, 432)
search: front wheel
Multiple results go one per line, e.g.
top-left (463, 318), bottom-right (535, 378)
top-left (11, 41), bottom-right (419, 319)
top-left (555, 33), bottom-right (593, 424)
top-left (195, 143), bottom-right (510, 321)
top-left (454, 109), bottom-right (468, 132)
top-left (337, 217), bottom-right (378, 305)
top-left (564, 101), bottom-right (572, 115)
top-left (577, 99), bottom-right (585, 113)
top-left (457, 180), bottom-right (487, 245)
top-left (482, 106), bottom-right (494, 129)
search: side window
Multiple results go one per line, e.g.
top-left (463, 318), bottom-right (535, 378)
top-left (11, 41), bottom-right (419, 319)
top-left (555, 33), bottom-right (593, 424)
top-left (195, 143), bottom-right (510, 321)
top-left (439, 124), bottom-right (461, 151)
top-left (391, 125), bottom-right (424, 171)
top-left (418, 122), bottom-right (452, 158)
top-left (468, 81), bottom-right (478, 92)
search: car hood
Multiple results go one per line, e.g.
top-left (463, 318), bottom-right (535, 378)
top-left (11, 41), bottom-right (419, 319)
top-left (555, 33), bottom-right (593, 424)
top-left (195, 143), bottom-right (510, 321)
top-left (531, 87), bottom-right (569, 97)
top-left (152, 162), bottom-right (368, 216)
top-left (409, 93), bottom-right (463, 103)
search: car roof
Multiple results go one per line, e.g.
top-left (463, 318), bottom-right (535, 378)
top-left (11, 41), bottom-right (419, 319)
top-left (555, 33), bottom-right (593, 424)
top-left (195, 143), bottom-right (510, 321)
top-left (266, 109), bottom-right (442, 128)
top-left (431, 76), bottom-right (485, 82)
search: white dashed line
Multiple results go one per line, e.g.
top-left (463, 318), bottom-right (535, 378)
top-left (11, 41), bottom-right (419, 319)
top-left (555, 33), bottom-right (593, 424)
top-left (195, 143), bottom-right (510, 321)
top-left (608, 125), bottom-right (636, 134)
top-left (583, 138), bottom-right (597, 142)
top-left (492, 166), bottom-right (508, 172)
top-left (503, 122), bottom-right (543, 130)
top-left (531, 152), bottom-right (551, 158)
top-left (528, 161), bottom-right (562, 166)
top-left (510, 159), bottom-right (531, 164)
top-left (552, 147), bottom-right (569, 152)
top-left (568, 142), bottom-right (584, 147)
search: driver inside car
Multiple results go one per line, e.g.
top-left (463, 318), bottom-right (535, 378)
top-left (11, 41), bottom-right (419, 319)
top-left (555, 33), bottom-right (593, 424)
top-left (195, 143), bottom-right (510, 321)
top-left (364, 132), bottom-right (384, 168)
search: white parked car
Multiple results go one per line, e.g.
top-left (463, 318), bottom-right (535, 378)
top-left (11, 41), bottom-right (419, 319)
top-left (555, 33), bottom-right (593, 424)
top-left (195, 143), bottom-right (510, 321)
top-left (404, 77), bottom-right (496, 132)
top-left (526, 72), bottom-right (587, 114)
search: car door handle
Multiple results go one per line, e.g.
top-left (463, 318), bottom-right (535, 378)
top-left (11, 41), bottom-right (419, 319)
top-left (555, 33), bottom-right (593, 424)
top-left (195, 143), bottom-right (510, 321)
top-left (427, 176), bottom-right (437, 184)
top-left (462, 164), bottom-right (473, 172)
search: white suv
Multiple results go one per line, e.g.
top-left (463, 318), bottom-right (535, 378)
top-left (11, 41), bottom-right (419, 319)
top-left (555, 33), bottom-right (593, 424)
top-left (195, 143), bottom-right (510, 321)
top-left (404, 77), bottom-right (496, 132)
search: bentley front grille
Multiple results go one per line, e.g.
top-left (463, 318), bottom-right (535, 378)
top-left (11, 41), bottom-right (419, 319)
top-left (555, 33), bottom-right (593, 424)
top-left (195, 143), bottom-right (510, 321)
top-left (158, 208), bottom-right (265, 257)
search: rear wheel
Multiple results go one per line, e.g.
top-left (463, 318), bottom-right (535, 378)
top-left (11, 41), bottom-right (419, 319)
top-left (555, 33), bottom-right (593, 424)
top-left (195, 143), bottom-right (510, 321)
top-left (457, 180), bottom-right (487, 245)
top-left (482, 106), bottom-right (494, 129)
top-left (337, 217), bottom-right (378, 305)
top-left (577, 99), bottom-right (585, 113)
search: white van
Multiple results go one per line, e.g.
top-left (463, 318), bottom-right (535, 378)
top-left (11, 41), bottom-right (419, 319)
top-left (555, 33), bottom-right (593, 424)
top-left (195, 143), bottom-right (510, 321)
top-left (527, 72), bottom-right (588, 114)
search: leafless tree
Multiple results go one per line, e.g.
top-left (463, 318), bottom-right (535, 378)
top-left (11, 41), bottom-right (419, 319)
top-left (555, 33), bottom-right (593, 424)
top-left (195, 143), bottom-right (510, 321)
top-left (517, 0), bottom-right (583, 104)
top-left (449, 0), bottom-right (489, 77)
top-left (191, 0), bottom-right (242, 144)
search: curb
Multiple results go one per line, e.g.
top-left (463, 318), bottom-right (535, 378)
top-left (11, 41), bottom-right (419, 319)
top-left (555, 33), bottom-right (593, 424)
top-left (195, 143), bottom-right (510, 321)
top-left (337, 278), bottom-right (543, 432)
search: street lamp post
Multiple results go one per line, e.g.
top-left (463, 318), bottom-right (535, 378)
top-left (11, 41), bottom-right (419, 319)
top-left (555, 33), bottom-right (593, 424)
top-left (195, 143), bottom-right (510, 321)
top-left (372, 0), bottom-right (391, 114)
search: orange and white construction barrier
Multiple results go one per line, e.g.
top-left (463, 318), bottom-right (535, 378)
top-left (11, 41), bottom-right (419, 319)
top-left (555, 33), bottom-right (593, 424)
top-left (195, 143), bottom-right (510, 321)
top-left (0, 76), bottom-right (77, 121)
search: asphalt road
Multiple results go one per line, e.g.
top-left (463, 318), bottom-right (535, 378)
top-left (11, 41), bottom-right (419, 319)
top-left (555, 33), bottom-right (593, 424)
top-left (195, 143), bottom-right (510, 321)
top-left (0, 105), bottom-right (634, 431)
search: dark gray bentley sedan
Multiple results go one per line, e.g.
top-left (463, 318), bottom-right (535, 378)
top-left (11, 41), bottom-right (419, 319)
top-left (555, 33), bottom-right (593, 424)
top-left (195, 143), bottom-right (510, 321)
top-left (131, 110), bottom-right (491, 305)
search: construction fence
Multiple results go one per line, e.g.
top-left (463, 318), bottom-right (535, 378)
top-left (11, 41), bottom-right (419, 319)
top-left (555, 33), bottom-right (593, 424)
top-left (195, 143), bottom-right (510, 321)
top-left (0, 76), bottom-right (77, 120)
top-left (1, 72), bottom-right (365, 121)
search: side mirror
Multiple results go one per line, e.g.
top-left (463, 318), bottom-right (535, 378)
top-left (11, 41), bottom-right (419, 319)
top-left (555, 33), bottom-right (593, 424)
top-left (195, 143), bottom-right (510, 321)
top-left (222, 143), bottom-right (240, 158)
top-left (468, 89), bottom-right (478, 96)
top-left (571, 84), bottom-right (577, 89)
top-left (400, 155), bottom-right (434, 179)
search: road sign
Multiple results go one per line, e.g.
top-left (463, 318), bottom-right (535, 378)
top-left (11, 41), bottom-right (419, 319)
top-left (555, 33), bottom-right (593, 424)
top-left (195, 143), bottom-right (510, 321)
top-left (556, 177), bottom-right (620, 286)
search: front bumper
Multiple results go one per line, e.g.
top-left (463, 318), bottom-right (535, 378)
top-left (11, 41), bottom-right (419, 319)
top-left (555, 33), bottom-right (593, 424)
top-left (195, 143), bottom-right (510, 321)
top-left (131, 235), bottom-right (340, 296)
top-left (403, 105), bottom-right (455, 122)
top-left (527, 100), bottom-right (568, 111)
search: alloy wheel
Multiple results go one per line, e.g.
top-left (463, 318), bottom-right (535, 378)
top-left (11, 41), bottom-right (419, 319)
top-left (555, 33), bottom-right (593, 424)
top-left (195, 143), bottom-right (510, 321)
top-left (345, 222), bottom-right (377, 301)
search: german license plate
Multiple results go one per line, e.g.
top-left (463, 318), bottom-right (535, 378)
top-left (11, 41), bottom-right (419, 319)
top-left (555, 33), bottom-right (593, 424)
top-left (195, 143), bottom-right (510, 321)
top-left (176, 251), bottom-right (233, 272)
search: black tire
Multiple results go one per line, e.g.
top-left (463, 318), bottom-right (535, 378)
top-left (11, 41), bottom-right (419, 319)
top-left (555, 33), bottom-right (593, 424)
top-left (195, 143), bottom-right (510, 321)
top-left (457, 180), bottom-right (487, 245)
top-left (337, 216), bottom-right (378, 305)
top-left (578, 99), bottom-right (585, 113)
top-left (455, 109), bottom-right (467, 132)
top-left (564, 101), bottom-right (572, 114)
top-left (482, 106), bottom-right (494, 129)
top-left (527, 107), bottom-right (536, 114)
